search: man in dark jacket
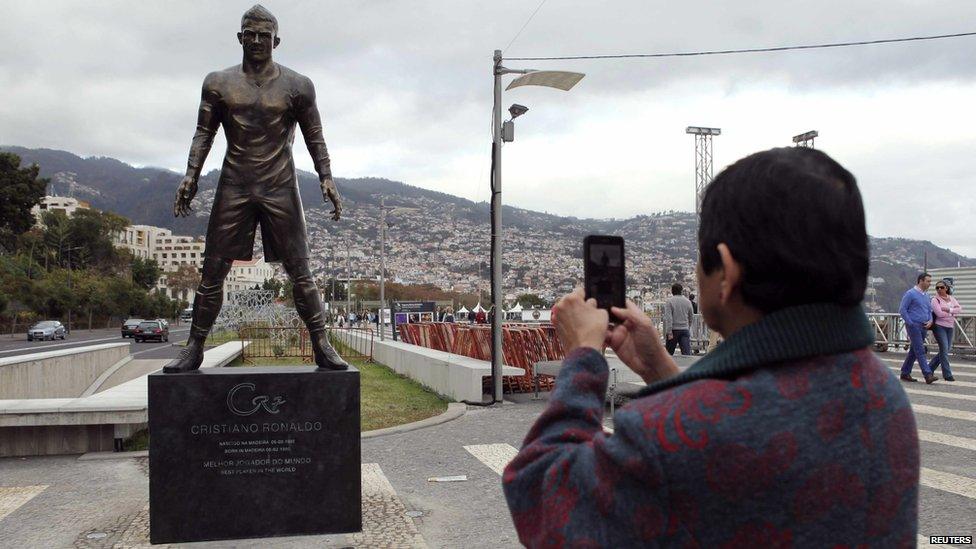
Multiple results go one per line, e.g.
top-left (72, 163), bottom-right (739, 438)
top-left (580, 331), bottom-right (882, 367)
top-left (503, 148), bottom-right (918, 547)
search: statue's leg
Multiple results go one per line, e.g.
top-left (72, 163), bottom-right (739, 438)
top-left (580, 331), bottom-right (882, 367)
top-left (163, 257), bottom-right (234, 373)
top-left (282, 258), bottom-right (349, 371)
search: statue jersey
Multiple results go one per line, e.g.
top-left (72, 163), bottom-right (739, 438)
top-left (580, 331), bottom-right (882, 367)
top-left (187, 63), bottom-right (332, 188)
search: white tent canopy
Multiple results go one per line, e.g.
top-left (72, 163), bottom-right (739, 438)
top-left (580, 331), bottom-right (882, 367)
top-left (508, 302), bottom-right (523, 313)
top-left (457, 305), bottom-right (470, 314)
top-left (472, 303), bottom-right (486, 313)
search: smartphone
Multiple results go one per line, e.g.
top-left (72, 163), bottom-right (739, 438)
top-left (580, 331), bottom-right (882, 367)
top-left (583, 235), bottom-right (626, 320)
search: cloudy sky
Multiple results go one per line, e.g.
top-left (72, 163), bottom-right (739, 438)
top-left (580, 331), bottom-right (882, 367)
top-left (2, 1), bottom-right (976, 255)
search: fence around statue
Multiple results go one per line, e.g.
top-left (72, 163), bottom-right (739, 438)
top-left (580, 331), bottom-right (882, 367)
top-left (217, 289), bottom-right (373, 364)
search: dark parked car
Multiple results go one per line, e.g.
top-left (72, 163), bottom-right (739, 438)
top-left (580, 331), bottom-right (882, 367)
top-left (28, 320), bottom-right (66, 341)
top-left (122, 318), bottom-right (144, 338)
top-left (133, 320), bottom-right (169, 343)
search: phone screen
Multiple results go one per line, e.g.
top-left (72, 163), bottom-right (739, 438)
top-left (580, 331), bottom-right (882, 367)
top-left (584, 235), bottom-right (625, 318)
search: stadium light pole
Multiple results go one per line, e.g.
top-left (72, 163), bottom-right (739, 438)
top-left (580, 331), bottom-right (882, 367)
top-left (793, 130), bottom-right (818, 148)
top-left (685, 126), bottom-right (721, 219)
top-left (490, 49), bottom-right (584, 403)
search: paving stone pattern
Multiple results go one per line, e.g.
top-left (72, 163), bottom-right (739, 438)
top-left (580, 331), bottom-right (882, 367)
top-left (0, 485), bottom-right (47, 521)
top-left (2, 352), bottom-right (974, 547)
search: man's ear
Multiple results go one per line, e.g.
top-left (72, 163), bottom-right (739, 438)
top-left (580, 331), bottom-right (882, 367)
top-left (716, 243), bottom-right (742, 305)
top-left (274, 36), bottom-right (281, 48)
top-left (237, 32), bottom-right (244, 44)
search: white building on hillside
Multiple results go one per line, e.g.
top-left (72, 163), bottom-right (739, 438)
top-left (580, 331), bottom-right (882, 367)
top-left (113, 223), bottom-right (278, 302)
top-left (31, 196), bottom-right (90, 223)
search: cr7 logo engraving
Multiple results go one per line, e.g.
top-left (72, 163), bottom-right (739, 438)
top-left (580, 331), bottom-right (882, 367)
top-left (227, 382), bottom-right (286, 416)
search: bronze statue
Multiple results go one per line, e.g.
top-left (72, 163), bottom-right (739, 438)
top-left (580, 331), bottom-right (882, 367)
top-left (164, 4), bottom-right (348, 373)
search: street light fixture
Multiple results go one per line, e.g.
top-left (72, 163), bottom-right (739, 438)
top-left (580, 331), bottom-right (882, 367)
top-left (490, 49), bottom-right (584, 403)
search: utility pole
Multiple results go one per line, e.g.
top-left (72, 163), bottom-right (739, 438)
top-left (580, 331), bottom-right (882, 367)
top-left (345, 238), bottom-right (351, 319)
top-left (328, 246), bottom-right (334, 323)
top-left (686, 126), bottom-right (721, 219)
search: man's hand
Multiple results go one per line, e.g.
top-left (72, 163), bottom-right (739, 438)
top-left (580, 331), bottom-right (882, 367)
top-left (174, 175), bottom-right (198, 217)
top-left (666, 332), bottom-right (674, 340)
top-left (608, 300), bottom-right (679, 385)
top-left (551, 289), bottom-right (608, 354)
top-left (321, 177), bottom-right (342, 221)
top-left (925, 320), bottom-right (933, 329)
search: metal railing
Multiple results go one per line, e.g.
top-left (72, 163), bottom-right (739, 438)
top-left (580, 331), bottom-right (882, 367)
top-left (866, 313), bottom-right (975, 355)
top-left (238, 325), bottom-right (374, 364)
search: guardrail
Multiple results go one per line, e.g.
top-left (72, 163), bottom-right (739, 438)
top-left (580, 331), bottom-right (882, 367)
top-left (865, 313), bottom-right (975, 355)
top-left (238, 325), bottom-right (374, 364)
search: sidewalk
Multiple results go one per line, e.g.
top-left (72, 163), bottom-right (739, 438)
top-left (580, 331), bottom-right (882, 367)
top-left (1, 352), bottom-right (974, 548)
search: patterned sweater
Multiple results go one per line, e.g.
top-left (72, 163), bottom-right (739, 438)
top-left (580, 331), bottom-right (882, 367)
top-left (503, 304), bottom-right (919, 548)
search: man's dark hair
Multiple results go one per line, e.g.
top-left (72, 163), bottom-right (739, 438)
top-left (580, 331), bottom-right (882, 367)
top-left (241, 4), bottom-right (278, 34)
top-left (689, 293), bottom-right (696, 300)
top-left (917, 273), bottom-right (930, 284)
top-left (671, 283), bottom-right (683, 296)
top-left (698, 147), bottom-right (868, 313)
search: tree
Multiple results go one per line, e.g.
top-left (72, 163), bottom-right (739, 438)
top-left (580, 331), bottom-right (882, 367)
top-left (166, 264), bottom-right (201, 302)
top-left (131, 256), bottom-right (162, 290)
top-left (516, 293), bottom-right (547, 308)
top-left (0, 153), bottom-right (47, 253)
top-left (262, 277), bottom-right (283, 297)
top-left (65, 209), bottom-right (128, 271)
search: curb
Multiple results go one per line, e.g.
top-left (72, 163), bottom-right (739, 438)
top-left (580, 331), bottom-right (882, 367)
top-left (361, 402), bottom-right (466, 439)
top-left (78, 450), bottom-right (148, 461)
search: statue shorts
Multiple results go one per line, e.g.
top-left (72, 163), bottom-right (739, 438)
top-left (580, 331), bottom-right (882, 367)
top-left (203, 179), bottom-right (311, 262)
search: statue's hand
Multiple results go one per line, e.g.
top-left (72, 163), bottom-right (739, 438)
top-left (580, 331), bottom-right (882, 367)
top-left (321, 177), bottom-right (342, 221)
top-left (174, 176), bottom-right (198, 217)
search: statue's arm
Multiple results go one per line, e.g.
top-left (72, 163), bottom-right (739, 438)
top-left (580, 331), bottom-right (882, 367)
top-left (185, 74), bottom-right (222, 181)
top-left (295, 78), bottom-right (333, 182)
top-left (296, 77), bottom-right (341, 221)
top-left (174, 74), bottom-right (221, 217)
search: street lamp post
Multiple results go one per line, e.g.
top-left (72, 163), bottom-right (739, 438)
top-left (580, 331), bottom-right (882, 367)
top-left (489, 49), bottom-right (584, 403)
top-left (380, 199), bottom-right (388, 340)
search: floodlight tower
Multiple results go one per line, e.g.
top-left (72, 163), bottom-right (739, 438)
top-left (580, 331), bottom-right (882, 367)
top-left (685, 126), bottom-right (721, 218)
top-left (793, 130), bottom-right (818, 148)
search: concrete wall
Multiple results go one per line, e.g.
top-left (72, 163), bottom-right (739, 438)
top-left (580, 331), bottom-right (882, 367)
top-left (347, 332), bottom-right (524, 402)
top-left (0, 343), bottom-right (130, 399)
top-left (0, 424), bottom-right (119, 457)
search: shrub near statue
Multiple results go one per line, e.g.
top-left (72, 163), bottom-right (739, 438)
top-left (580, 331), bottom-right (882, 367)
top-left (165, 4), bottom-right (347, 373)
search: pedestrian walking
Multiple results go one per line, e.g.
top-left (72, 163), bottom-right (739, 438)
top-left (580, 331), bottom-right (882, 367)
top-left (899, 273), bottom-right (938, 384)
top-left (930, 281), bottom-right (962, 381)
top-left (664, 283), bottom-right (694, 355)
top-left (688, 293), bottom-right (699, 314)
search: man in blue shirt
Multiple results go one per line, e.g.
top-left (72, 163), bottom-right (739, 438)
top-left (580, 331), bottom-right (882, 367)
top-left (899, 272), bottom-right (938, 383)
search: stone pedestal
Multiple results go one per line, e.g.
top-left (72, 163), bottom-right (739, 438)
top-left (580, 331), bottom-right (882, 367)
top-left (148, 366), bottom-right (361, 544)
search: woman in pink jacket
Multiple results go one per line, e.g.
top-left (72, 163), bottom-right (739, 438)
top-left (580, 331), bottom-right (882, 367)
top-left (931, 281), bottom-right (963, 381)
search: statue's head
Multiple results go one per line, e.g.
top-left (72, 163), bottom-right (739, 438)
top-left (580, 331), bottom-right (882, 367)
top-left (238, 5), bottom-right (280, 62)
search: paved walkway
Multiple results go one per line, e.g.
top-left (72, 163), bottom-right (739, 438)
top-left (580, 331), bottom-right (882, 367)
top-left (1, 352), bottom-right (974, 547)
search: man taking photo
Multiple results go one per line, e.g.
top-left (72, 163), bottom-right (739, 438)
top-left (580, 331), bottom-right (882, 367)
top-left (503, 148), bottom-right (918, 547)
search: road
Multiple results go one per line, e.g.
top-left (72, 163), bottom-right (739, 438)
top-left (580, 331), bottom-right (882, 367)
top-left (0, 326), bottom-right (191, 360)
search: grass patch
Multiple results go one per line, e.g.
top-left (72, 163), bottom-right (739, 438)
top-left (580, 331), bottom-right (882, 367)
top-left (228, 356), bottom-right (449, 432)
top-left (177, 329), bottom-right (239, 346)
